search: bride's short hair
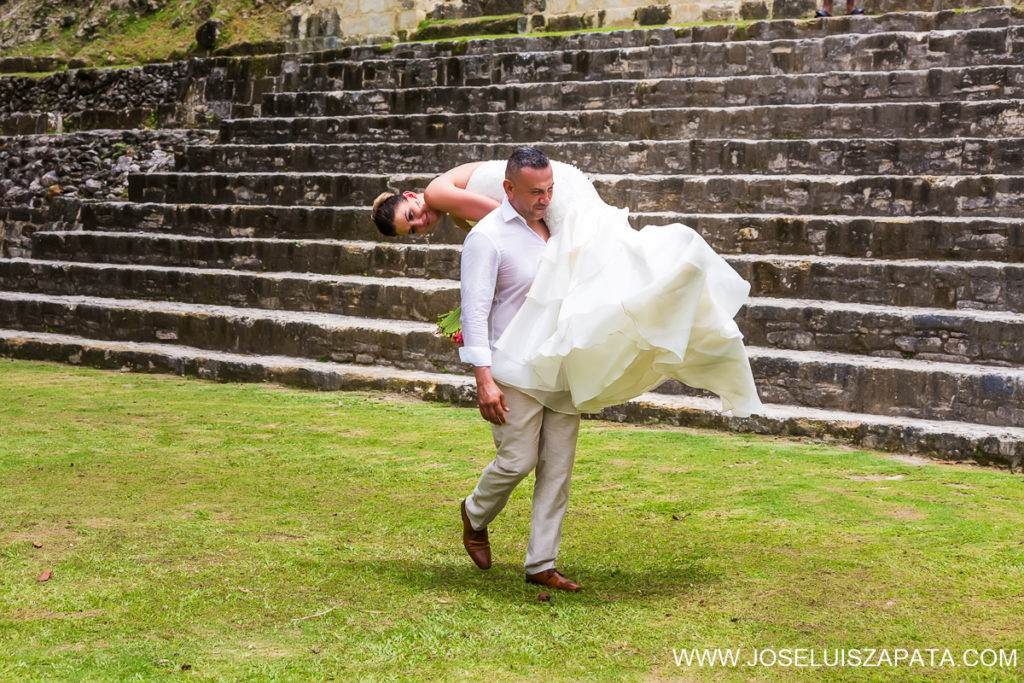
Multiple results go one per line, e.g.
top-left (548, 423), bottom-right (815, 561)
top-left (371, 191), bottom-right (403, 236)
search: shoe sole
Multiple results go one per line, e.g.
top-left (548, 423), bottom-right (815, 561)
top-left (526, 577), bottom-right (581, 592)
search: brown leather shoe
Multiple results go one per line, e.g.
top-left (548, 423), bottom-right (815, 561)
top-left (461, 500), bottom-right (491, 569)
top-left (525, 568), bottom-right (581, 592)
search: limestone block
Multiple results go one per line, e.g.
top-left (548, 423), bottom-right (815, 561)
top-left (635, 4), bottom-right (672, 24)
top-left (545, 12), bottom-right (599, 30)
top-left (602, 7), bottom-right (638, 26)
top-left (359, 0), bottom-right (391, 14)
top-left (670, 4), bottom-right (705, 22)
top-left (367, 11), bottom-right (397, 34)
top-left (701, 0), bottom-right (740, 21)
top-left (772, 0), bottom-right (816, 17)
top-left (575, 0), bottom-right (624, 12)
top-left (397, 9), bottom-right (421, 30)
top-left (343, 14), bottom-right (371, 36)
top-left (545, 0), bottom-right (576, 14)
top-left (740, 0), bottom-right (769, 18)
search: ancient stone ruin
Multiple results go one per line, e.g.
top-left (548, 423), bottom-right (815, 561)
top-left (0, 6), bottom-right (1022, 468)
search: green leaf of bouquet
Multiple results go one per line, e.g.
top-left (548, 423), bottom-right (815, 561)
top-left (436, 306), bottom-right (462, 335)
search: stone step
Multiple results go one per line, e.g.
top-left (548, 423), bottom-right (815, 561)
top-left (632, 214), bottom-right (1024, 262)
top-left (78, 201), bottom-right (392, 242)
top-left (127, 170), bottom-right (1024, 218)
top-left (218, 100), bottom-right (1024, 144)
top-left (0, 290), bottom-right (1021, 427)
top-left (4, 257), bottom-right (1023, 364)
top-left (291, 26), bottom-right (1024, 91)
top-left (13, 243), bottom-right (1024, 364)
top-left (738, 297), bottom-right (1024, 366)
top-left (72, 204), bottom-right (1024, 262)
top-left (729, 254), bottom-right (1023, 312)
top-left (0, 258), bottom-right (460, 323)
top-left (599, 392), bottom-right (1023, 469)
top-left (288, 7), bottom-right (1024, 65)
top-left (178, 138), bottom-right (1024, 177)
top-left (188, 8), bottom-right (1024, 71)
top-left (31, 231), bottom-right (464, 280)
top-left (0, 291), bottom-right (456, 371)
top-left (594, 172), bottom-right (1024, 218)
top-left (0, 328), bottom-right (1021, 468)
top-left (742, 345), bottom-right (1024, 427)
top-left (45, 240), bottom-right (1001, 316)
top-left (2, 328), bottom-right (1020, 467)
top-left (126, 171), bottom-right (398, 207)
top-left (264, 65), bottom-right (1024, 118)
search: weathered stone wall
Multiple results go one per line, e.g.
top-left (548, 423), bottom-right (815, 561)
top-left (0, 130), bottom-right (216, 259)
top-left (0, 54), bottom-right (284, 135)
top-left (0, 130), bottom-right (216, 208)
top-left (283, 0), bottom-right (772, 43)
top-left (0, 64), bottom-right (189, 118)
top-left (0, 204), bottom-right (60, 260)
top-left (0, 50), bottom-right (284, 260)
top-left (283, 0), bottom-right (1015, 43)
top-left (0, 63), bottom-right (190, 136)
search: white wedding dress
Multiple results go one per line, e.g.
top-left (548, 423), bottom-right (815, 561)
top-left (465, 160), bottom-right (763, 417)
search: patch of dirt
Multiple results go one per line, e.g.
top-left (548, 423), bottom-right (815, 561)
top-left (847, 474), bottom-right (906, 481)
top-left (888, 508), bottom-right (926, 520)
top-left (878, 452), bottom-right (934, 466)
top-left (257, 533), bottom-right (306, 541)
top-left (77, 517), bottom-right (121, 529)
top-left (6, 523), bottom-right (79, 547)
top-left (9, 608), bottom-right (103, 622)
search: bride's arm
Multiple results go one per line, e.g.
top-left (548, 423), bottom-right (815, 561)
top-left (424, 162), bottom-right (500, 224)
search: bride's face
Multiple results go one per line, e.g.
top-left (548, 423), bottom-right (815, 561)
top-left (394, 192), bottom-right (441, 236)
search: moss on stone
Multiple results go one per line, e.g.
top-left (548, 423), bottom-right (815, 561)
top-left (416, 13), bottom-right (521, 30)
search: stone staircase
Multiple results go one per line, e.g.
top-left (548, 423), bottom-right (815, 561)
top-left (1, 7), bottom-right (1023, 468)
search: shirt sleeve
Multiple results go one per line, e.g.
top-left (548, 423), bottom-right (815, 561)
top-left (458, 229), bottom-right (499, 366)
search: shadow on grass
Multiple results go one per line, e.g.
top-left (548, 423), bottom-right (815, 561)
top-left (351, 555), bottom-right (718, 603)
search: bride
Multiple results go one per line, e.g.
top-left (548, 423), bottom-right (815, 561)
top-left (371, 154), bottom-right (763, 417)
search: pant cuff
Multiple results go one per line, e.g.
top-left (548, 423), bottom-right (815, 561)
top-left (524, 561), bottom-right (556, 575)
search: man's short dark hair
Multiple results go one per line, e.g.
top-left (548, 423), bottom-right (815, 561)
top-left (506, 147), bottom-right (550, 179)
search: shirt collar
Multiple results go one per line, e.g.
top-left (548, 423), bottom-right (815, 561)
top-left (498, 196), bottom-right (529, 229)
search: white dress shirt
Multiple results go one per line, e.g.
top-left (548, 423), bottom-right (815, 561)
top-left (459, 196), bottom-right (547, 367)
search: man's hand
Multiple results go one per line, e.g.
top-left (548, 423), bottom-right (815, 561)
top-left (474, 367), bottom-right (509, 425)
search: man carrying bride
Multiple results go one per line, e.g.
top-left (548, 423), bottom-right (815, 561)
top-left (372, 146), bottom-right (763, 590)
top-left (456, 147), bottom-right (585, 592)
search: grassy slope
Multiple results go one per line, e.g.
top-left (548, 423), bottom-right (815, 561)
top-left (0, 0), bottom-right (296, 67)
top-left (0, 359), bottom-right (1022, 680)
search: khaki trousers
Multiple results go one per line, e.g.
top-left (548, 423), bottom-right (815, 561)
top-left (464, 383), bottom-right (581, 574)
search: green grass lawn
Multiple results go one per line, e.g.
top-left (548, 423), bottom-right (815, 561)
top-left (1, 359), bottom-right (1022, 681)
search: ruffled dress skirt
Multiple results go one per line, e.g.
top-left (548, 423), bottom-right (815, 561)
top-left (466, 160), bottom-right (763, 417)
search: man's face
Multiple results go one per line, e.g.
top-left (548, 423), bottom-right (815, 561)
top-left (503, 164), bottom-right (554, 223)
